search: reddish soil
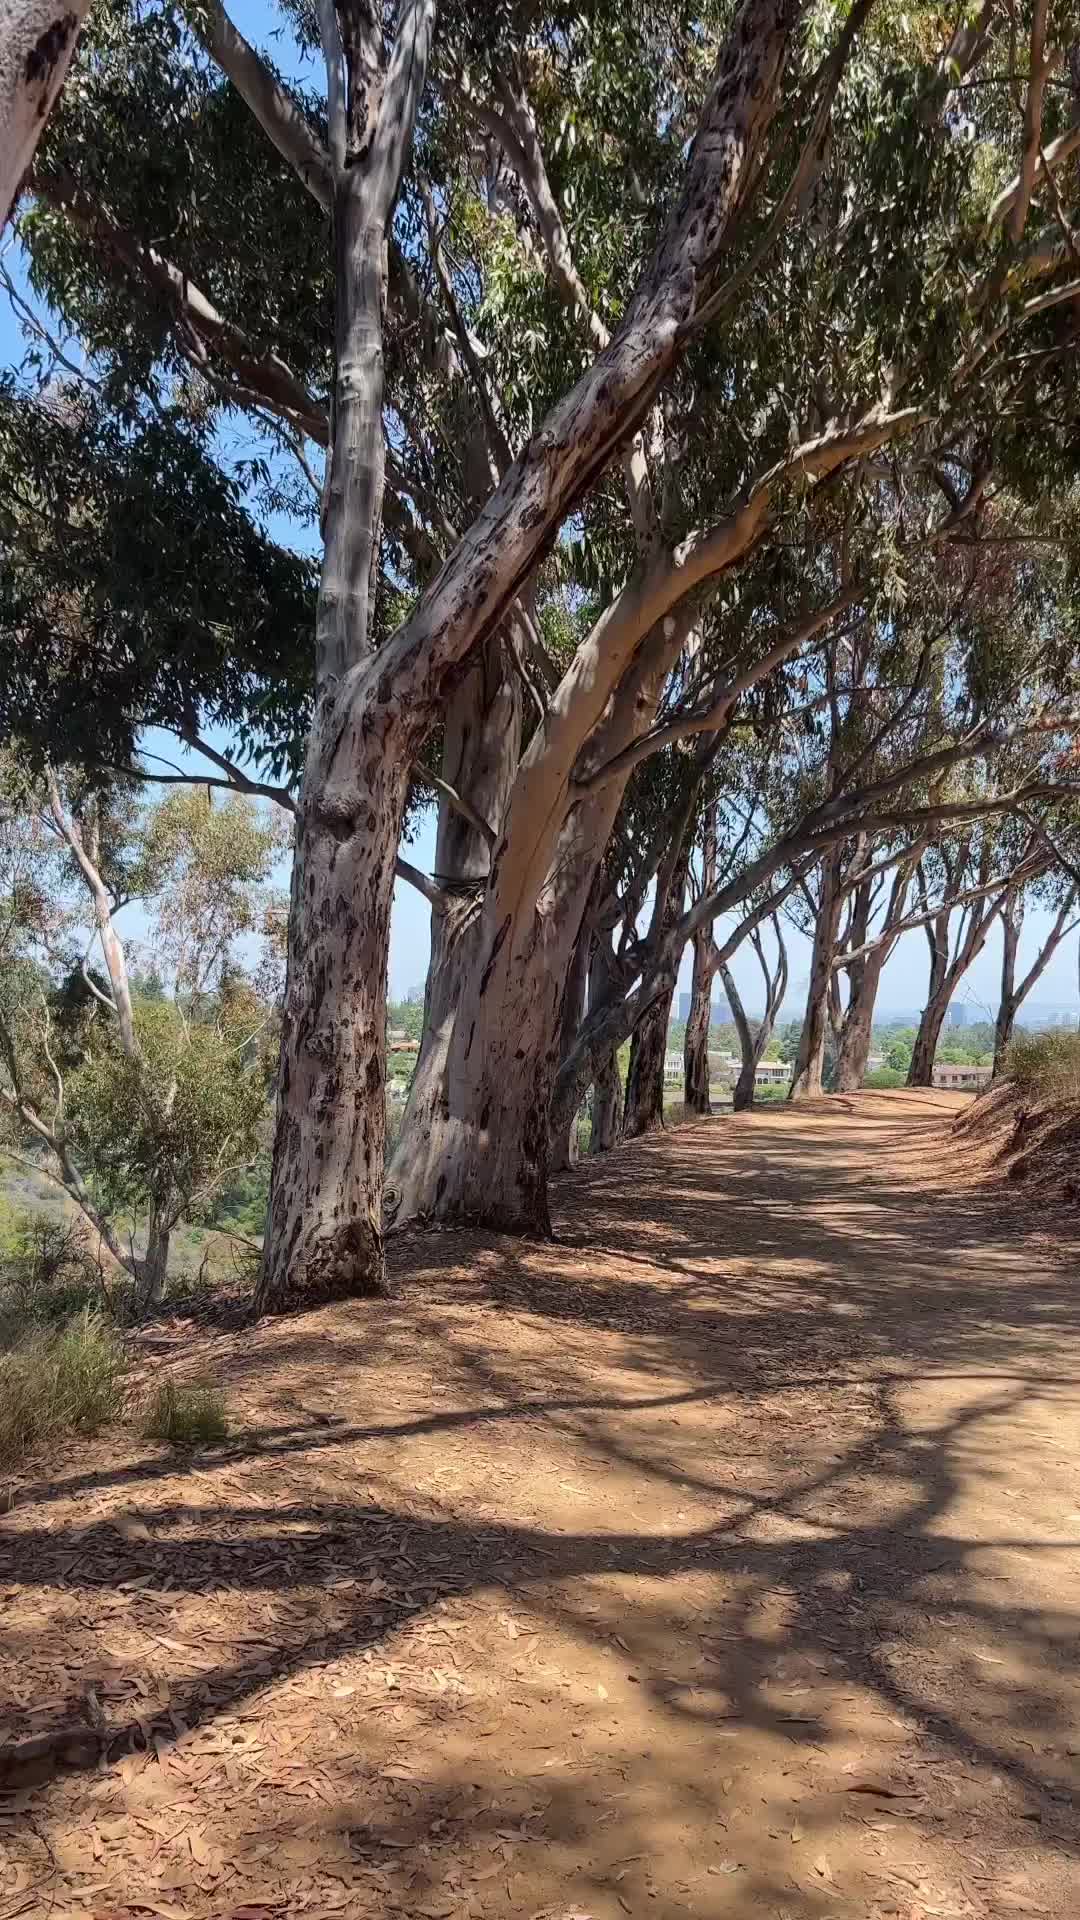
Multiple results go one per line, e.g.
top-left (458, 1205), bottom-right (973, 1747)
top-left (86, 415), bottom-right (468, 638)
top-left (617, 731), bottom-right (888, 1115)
top-left (1, 1089), bottom-right (1079, 1920)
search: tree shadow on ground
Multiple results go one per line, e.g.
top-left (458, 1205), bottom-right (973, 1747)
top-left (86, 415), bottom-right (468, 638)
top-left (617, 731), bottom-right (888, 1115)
top-left (2, 1094), bottom-right (1079, 1916)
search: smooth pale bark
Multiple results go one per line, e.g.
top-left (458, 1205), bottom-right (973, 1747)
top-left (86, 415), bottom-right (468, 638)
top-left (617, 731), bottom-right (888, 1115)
top-left (722, 963), bottom-right (758, 1110)
top-left (789, 849), bottom-right (844, 1099)
top-left (388, 611), bottom-right (693, 1227)
top-left (0, 0), bottom-right (90, 228)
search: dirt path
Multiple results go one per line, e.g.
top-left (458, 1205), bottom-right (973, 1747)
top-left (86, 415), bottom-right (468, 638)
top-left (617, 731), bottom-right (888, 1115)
top-left (2, 1090), bottom-right (1079, 1919)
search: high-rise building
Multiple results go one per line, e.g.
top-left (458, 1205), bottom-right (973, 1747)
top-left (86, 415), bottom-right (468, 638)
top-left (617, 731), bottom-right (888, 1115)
top-left (946, 1003), bottom-right (969, 1028)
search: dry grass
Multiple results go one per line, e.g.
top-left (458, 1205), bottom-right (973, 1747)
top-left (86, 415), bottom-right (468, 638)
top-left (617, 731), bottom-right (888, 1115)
top-left (141, 1378), bottom-right (228, 1448)
top-left (1005, 1028), bottom-right (1080, 1105)
top-left (0, 1310), bottom-right (128, 1466)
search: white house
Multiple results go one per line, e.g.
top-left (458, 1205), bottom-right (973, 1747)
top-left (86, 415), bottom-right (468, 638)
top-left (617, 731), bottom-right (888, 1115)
top-left (932, 1061), bottom-right (991, 1092)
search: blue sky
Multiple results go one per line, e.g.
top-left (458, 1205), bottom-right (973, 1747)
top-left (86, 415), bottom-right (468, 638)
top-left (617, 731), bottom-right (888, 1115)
top-left (3, 0), bottom-right (1077, 1023)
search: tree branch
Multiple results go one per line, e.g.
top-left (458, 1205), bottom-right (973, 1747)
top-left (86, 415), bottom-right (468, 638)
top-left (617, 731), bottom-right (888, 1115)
top-left (182, 0), bottom-right (332, 209)
top-left (32, 164), bottom-right (330, 445)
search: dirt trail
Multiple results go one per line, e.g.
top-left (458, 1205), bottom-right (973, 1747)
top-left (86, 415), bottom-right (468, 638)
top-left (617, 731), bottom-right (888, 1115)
top-left (2, 1090), bottom-right (1079, 1919)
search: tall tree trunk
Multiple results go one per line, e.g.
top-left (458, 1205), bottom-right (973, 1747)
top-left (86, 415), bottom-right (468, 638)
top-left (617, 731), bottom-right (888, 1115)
top-left (388, 618), bottom-right (696, 1228)
top-left (992, 882), bottom-right (1078, 1076)
top-left (590, 1048), bottom-right (622, 1151)
top-left (260, 0), bottom-right (805, 1282)
top-left (684, 807), bottom-right (718, 1114)
top-left (550, 914), bottom-right (592, 1172)
top-left (906, 899), bottom-right (950, 1088)
top-left (908, 989), bottom-right (952, 1087)
top-left (683, 941), bottom-right (713, 1114)
top-left (835, 945), bottom-right (887, 1091)
top-left (721, 961), bottom-right (758, 1110)
top-left (622, 840), bottom-right (689, 1137)
top-left (0, 0), bottom-right (91, 228)
top-left (993, 888), bottom-right (1022, 1077)
top-left (385, 635), bottom-right (522, 1221)
top-left (138, 1208), bottom-right (171, 1313)
top-left (587, 936), bottom-right (622, 1152)
top-left (257, 9), bottom-right (435, 1312)
top-left (834, 856), bottom-right (917, 1092)
top-left (790, 848), bottom-right (843, 1100)
top-left (622, 983), bottom-right (675, 1137)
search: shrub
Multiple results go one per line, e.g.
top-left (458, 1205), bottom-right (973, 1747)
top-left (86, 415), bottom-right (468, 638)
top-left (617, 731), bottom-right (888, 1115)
top-left (1004, 1030), bottom-right (1080, 1104)
top-left (863, 1067), bottom-right (905, 1088)
top-left (142, 1378), bottom-right (228, 1448)
top-left (0, 1310), bottom-right (128, 1465)
top-left (0, 1210), bottom-right (105, 1330)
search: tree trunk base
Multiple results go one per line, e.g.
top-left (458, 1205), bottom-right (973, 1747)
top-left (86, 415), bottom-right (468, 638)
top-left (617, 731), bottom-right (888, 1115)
top-left (256, 1219), bottom-right (389, 1316)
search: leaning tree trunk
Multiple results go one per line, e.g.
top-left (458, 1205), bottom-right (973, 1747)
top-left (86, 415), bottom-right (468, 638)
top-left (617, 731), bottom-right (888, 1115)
top-left (0, 0), bottom-right (91, 228)
top-left (622, 983), bottom-right (676, 1137)
top-left (790, 849), bottom-right (843, 1100)
top-left (721, 960), bottom-right (758, 1111)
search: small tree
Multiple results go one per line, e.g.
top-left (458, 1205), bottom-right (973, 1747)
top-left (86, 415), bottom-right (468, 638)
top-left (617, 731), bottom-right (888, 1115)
top-left (0, 768), bottom-right (283, 1308)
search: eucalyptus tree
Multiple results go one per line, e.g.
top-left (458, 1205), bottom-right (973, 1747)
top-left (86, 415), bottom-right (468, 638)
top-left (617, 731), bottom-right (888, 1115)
top-left (994, 868), bottom-right (1080, 1073)
top-left (0, 768), bottom-right (280, 1306)
top-left (0, 0), bottom-right (90, 226)
top-left (9, 0), bottom-right (1080, 1309)
top-left (904, 817), bottom-right (1047, 1086)
top-left (719, 914), bottom-right (789, 1110)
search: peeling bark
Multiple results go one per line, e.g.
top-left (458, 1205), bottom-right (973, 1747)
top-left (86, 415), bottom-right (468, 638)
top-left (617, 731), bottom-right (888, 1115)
top-left (684, 808), bottom-right (718, 1114)
top-left (683, 939), bottom-right (713, 1114)
top-left (550, 912), bottom-right (591, 1172)
top-left (622, 985), bottom-right (674, 1138)
top-left (0, 0), bottom-right (90, 228)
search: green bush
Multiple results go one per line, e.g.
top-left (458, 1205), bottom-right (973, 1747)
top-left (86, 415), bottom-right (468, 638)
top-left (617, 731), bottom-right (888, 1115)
top-left (0, 1310), bottom-right (128, 1465)
top-left (863, 1067), bottom-right (905, 1088)
top-left (142, 1378), bottom-right (228, 1448)
top-left (0, 1209), bottom-right (105, 1330)
top-left (1004, 1029), bottom-right (1080, 1103)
